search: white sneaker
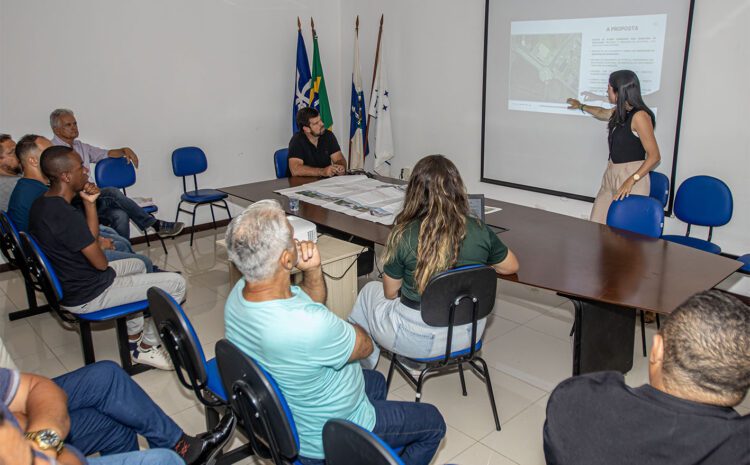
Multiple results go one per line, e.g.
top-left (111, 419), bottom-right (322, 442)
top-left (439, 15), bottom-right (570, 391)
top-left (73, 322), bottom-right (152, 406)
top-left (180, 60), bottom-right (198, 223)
top-left (133, 344), bottom-right (174, 371)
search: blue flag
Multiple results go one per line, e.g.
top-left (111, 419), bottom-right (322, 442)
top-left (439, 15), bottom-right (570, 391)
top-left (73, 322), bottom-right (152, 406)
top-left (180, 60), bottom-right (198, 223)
top-left (348, 26), bottom-right (367, 169)
top-left (293, 27), bottom-right (312, 134)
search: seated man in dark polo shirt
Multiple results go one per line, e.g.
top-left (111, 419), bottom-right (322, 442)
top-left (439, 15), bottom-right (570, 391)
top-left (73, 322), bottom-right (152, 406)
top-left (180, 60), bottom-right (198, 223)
top-left (543, 290), bottom-right (750, 465)
top-left (287, 107), bottom-right (347, 177)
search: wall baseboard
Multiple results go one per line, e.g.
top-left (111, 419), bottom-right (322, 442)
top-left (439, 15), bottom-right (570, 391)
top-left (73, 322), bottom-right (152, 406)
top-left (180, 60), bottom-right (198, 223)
top-left (0, 219), bottom-right (232, 275)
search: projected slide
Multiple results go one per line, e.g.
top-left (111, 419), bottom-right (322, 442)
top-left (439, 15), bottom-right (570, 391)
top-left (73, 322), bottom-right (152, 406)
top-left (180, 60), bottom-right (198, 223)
top-left (508, 15), bottom-right (667, 115)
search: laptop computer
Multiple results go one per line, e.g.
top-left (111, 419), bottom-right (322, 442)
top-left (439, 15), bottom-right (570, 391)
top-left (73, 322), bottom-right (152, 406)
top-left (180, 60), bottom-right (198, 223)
top-left (468, 194), bottom-right (508, 234)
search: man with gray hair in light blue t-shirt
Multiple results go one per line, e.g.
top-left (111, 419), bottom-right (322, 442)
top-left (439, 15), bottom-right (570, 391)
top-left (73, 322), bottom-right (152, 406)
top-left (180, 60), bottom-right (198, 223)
top-left (224, 199), bottom-right (446, 465)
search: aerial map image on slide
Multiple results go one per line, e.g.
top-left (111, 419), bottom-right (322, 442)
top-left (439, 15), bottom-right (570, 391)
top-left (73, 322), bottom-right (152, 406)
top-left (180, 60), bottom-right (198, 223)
top-left (509, 33), bottom-right (582, 103)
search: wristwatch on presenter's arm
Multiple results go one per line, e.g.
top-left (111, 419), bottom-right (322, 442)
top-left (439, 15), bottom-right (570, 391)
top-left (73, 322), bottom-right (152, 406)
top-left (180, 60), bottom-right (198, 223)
top-left (632, 173), bottom-right (641, 182)
top-left (25, 429), bottom-right (64, 454)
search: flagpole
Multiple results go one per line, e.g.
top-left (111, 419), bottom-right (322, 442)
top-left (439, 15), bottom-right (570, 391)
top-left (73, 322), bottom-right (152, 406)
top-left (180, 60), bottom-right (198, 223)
top-left (348, 16), bottom-right (360, 166)
top-left (311, 17), bottom-right (316, 37)
top-left (364, 14), bottom-right (383, 155)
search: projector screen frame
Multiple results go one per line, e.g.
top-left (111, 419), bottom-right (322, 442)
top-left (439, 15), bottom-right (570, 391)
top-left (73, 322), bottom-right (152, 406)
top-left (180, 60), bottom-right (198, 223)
top-left (480, 0), bottom-right (697, 215)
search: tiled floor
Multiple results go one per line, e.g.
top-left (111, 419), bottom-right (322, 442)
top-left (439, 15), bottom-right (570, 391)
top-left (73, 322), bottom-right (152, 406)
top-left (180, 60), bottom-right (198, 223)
top-left (1, 226), bottom-right (748, 465)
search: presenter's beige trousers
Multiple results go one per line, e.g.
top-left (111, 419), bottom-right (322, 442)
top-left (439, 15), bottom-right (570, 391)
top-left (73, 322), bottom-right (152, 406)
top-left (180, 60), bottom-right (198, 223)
top-left (590, 160), bottom-right (650, 224)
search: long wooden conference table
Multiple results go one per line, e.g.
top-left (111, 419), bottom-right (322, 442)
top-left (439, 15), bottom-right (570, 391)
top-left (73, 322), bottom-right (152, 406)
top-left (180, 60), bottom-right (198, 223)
top-left (220, 176), bottom-right (742, 375)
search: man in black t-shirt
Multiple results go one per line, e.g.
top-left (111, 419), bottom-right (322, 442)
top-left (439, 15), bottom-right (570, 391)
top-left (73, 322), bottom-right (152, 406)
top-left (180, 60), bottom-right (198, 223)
top-left (28, 146), bottom-right (186, 371)
top-left (287, 107), bottom-right (347, 177)
top-left (543, 290), bottom-right (750, 465)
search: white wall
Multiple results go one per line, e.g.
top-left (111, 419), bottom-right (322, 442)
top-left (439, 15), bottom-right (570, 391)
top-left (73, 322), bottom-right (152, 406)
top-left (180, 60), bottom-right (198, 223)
top-left (342, 0), bottom-right (750, 255)
top-left (1, 0), bottom-right (747, 254)
top-left (0, 0), bottom-right (344, 232)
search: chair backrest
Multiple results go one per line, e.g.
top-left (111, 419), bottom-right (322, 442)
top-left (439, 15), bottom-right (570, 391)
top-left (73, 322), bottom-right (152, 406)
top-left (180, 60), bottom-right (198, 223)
top-left (606, 195), bottom-right (664, 239)
top-left (274, 148), bottom-right (289, 179)
top-left (172, 146), bottom-right (208, 177)
top-left (18, 232), bottom-right (63, 308)
top-left (146, 287), bottom-right (218, 405)
top-left (323, 419), bottom-right (404, 465)
top-left (0, 211), bottom-right (25, 267)
top-left (673, 175), bottom-right (733, 227)
top-left (95, 157), bottom-right (136, 190)
top-left (215, 339), bottom-right (299, 464)
top-left (420, 264), bottom-right (497, 327)
top-left (648, 171), bottom-right (669, 208)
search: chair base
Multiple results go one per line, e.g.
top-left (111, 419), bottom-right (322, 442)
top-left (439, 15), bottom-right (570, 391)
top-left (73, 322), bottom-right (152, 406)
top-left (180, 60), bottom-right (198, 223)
top-left (8, 304), bottom-right (50, 321)
top-left (385, 352), bottom-right (501, 431)
top-left (175, 199), bottom-right (231, 247)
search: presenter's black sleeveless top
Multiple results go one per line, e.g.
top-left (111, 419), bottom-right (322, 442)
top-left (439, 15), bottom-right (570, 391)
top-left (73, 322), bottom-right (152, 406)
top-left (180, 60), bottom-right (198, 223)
top-left (608, 110), bottom-right (647, 164)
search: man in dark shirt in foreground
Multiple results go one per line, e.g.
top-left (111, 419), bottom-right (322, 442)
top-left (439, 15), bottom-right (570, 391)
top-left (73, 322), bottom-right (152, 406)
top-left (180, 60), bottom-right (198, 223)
top-left (287, 107), bottom-right (347, 177)
top-left (544, 290), bottom-right (750, 465)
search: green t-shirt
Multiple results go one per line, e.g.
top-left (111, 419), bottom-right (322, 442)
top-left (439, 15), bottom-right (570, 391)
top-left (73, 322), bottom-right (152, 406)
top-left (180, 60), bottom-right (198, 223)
top-left (383, 217), bottom-right (509, 302)
top-left (224, 282), bottom-right (375, 459)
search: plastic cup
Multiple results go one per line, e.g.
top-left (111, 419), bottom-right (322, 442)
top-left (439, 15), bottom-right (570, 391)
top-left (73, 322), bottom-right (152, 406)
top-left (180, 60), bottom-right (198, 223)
top-left (288, 196), bottom-right (300, 212)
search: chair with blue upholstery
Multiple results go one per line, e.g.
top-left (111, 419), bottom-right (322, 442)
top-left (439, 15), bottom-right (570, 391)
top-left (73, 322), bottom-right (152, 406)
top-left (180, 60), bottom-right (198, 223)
top-left (662, 175), bottom-right (733, 254)
top-left (323, 419), bottom-right (404, 465)
top-left (171, 147), bottom-right (231, 246)
top-left (274, 148), bottom-right (289, 179)
top-left (147, 288), bottom-right (226, 418)
top-left (606, 195), bottom-right (664, 357)
top-left (648, 171), bottom-right (670, 208)
top-left (0, 211), bottom-right (50, 321)
top-left (95, 157), bottom-right (168, 254)
top-left (147, 288), bottom-right (249, 464)
top-left (606, 195), bottom-right (664, 239)
top-left (215, 338), bottom-right (302, 465)
top-left (19, 232), bottom-right (151, 375)
top-left (738, 254), bottom-right (750, 274)
top-left (385, 264), bottom-right (501, 431)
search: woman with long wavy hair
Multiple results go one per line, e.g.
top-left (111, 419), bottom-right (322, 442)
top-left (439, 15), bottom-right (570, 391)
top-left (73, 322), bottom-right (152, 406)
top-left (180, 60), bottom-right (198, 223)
top-left (567, 70), bottom-right (662, 224)
top-left (349, 155), bottom-right (519, 369)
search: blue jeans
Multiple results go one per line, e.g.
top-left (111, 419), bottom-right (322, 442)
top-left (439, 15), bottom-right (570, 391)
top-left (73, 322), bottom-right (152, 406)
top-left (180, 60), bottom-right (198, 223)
top-left (88, 449), bottom-right (183, 465)
top-left (299, 370), bottom-right (446, 465)
top-left (100, 226), bottom-right (154, 271)
top-left (99, 226), bottom-right (134, 253)
top-left (97, 188), bottom-right (157, 239)
top-left (52, 361), bottom-right (183, 455)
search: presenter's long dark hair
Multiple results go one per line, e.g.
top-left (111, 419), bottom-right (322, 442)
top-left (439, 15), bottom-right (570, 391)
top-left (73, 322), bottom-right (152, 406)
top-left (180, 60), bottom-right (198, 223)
top-left (383, 155), bottom-right (469, 294)
top-left (608, 70), bottom-right (656, 134)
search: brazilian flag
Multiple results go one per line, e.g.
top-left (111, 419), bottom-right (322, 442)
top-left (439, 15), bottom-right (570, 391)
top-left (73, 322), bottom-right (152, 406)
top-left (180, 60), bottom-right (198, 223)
top-left (310, 31), bottom-right (333, 129)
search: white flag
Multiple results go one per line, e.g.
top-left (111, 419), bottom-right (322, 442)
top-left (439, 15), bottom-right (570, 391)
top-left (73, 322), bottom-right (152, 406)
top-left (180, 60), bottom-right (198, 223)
top-left (368, 38), bottom-right (393, 176)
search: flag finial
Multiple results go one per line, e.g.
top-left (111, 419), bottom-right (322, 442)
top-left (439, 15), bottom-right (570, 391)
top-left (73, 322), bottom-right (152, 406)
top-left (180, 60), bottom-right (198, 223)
top-left (297, 16), bottom-right (301, 31)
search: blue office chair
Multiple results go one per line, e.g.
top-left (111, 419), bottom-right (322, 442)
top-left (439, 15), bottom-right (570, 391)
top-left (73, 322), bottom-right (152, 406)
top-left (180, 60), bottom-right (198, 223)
top-left (274, 148), bottom-right (289, 179)
top-left (0, 212), bottom-right (50, 321)
top-left (662, 175), bottom-right (733, 254)
top-left (19, 232), bottom-right (152, 375)
top-left (147, 288), bottom-right (250, 464)
top-left (606, 195), bottom-right (664, 239)
top-left (386, 264), bottom-right (501, 431)
top-left (606, 195), bottom-right (664, 357)
top-left (323, 420), bottom-right (404, 465)
top-left (738, 254), bottom-right (750, 274)
top-left (648, 171), bottom-right (670, 208)
top-left (172, 147), bottom-right (231, 247)
top-left (95, 157), bottom-right (168, 254)
top-left (215, 339), bottom-right (302, 465)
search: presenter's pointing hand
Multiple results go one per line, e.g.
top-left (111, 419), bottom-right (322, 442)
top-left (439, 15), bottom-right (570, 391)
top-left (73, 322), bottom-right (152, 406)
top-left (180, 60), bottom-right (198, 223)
top-left (566, 98), bottom-right (582, 110)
